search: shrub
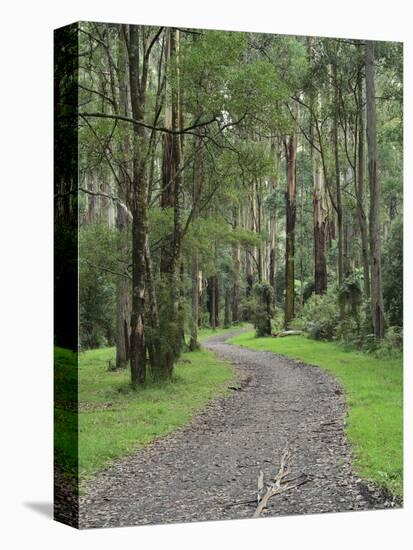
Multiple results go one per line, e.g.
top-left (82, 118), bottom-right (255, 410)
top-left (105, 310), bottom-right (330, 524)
top-left (253, 282), bottom-right (274, 337)
top-left (336, 317), bottom-right (360, 343)
top-left (374, 326), bottom-right (403, 357)
top-left (338, 271), bottom-right (363, 319)
top-left (291, 290), bottom-right (339, 341)
top-left (240, 297), bottom-right (256, 322)
top-left (383, 216), bottom-right (403, 327)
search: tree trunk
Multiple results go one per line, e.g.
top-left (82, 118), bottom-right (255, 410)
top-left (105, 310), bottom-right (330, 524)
top-left (256, 180), bottom-right (263, 282)
top-left (269, 242), bottom-right (276, 300)
top-left (115, 203), bottom-right (131, 369)
top-left (214, 275), bottom-right (220, 327)
top-left (343, 209), bottom-right (351, 277)
top-left (224, 288), bottom-right (231, 327)
top-left (332, 62), bottom-right (345, 318)
top-left (246, 252), bottom-right (253, 297)
top-left (189, 255), bottom-right (200, 350)
top-left (246, 194), bottom-right (255, 296)
top-left (189, 134), bottom-right (203, 350)
top-left (160, 30), bottom-right (176, 274)
top-left (366, 41), bottom-right (385, 339)
top-left (356, 72), bottom-right (370, 299)
top-left (231, 205), bottom-right (241, 322)
top-left (159, 28), bottom-right (184, 376)
top-left (307, 38), bottom-right (327, 296)
top-left (284, 135), bottom-right (297, 328)
top-left (144, 238), bottom-right (162, 378)
top-left (128, 25), bottom-right (148, 386)
top-left (198, 271), bottom-right (203, 328)
top-left (209, 277), bottom-right (216, 330)
top-left (312, 142), bottom-right (328, 295)
top-left (299, 165), bottom-right (305, 308)
top-left (115, 28), bottom-right (132, 370)
top-left (269, 140), bottom-right (280, 303)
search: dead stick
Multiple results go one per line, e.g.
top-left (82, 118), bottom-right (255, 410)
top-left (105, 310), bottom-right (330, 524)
top-left (253, 478), bottom-right (310, 518)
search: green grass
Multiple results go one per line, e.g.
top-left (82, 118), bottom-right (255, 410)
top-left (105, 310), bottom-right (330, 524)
top-left (54, 347), bottom-right (79, 477)
top-left (55, 343), bottom-right (235, 484)
top-left (227, 331), bottom-right (403, 496)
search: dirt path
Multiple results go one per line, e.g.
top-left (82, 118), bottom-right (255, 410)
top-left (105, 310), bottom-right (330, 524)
top-left (80, 330), bottom-right (392, 529)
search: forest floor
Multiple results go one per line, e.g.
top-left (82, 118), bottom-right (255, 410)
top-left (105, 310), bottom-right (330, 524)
top-left (79, 329), bottom-right (399, 529)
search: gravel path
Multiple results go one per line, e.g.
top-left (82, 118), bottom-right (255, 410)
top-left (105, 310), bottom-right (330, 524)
top-left (80, 330), bottom-right (394, 529)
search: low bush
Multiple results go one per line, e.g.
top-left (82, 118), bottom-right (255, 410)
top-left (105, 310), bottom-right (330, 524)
top-left (253, 282), bottom-right (274, 337)
top-left (291, 290), bottom-right (339, 341)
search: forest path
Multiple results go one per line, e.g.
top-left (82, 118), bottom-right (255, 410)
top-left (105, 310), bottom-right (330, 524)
top-left (80, 330), bottom-right (387, 529)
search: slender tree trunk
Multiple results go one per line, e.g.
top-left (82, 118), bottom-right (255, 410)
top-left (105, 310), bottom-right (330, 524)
top-left (231, 205), bottom-right (241, 323)
top-left (130, 191), bottom-right (147, 386)
top-left (246, 253), bottom-right (253, 296)
top-left (245, 192), bottom-right (255, 296)
top-left (115, 203), bottom-right (131, 369)
top-left (356, 72), bottom-right (370, 299)
top-left (299, 166), bottom-right (305, 308)
top-left (343, 209), bottom-right (351, 277)
top-left (214, 275), bottom-right (220, 327)
top-left (144, 238), bottom-right (161, 378)
top-left (307, 37), bottom-right (327, 296)
top-left (128, 25), bottom-right (148, 386)
top-left (311, 140), bottom-right (328, 294)
top-left (189, 255), bottom-right (200, 350)
top-left (313, 156), bottom-right (328, 294)
top-left (159, 28), bottom-right (184, 376)
top-left (224, 288), bottom-right (231, 327)
top-left (366, 41), bottom-right (385, 339)
top-left (332, 62), bottom-right (345, 318)
top-left (269, 224), bottom-right (277, 299)
top-left (160, 30), bottom-right (176, 273)
top-left (284, 135), bottom-right (297, 328)
top-left (210, 277), bottom-right (216, 330)
top-left (198, 271), bottom-right (203, 328)
top-left (114, 26), bottom-right (131, 369)
top-left (269, 140), bottom-right (280, 303)
top-left (256, 180), bottom-right (263, 282)
top-left (189, 135), bottom-right (203, 351)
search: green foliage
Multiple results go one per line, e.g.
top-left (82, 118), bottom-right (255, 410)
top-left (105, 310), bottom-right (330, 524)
top-left (239, 296), bottom-right (256, 323)
top-left (228, 332), bottom-right (403, 496)
top-left (275, 267), bottom-right (286, 306)
top-left (79, 225), bottom-right (119, 348)
top-left (76, 23), bottom-right (403, 401)
top-left (253, 282), bottom-right (274, 336)
top-left (292, 290), bottom-right (339, 340)
top-left (302, 281), bottom-right (315, 303)
top-left (264, 188), bottom-right (285, 214)
top-left (335, 317), bottom-right (361, 345)
top-left (80, 272), bottom-right (116, 348)
top-left (378, 326), bottom-right (403, 356)
top-left (148, 277), bottom-right (186, 376)
top-left (383, 216), bottom-right (403, 327)
top-left (338, 270), bottom-right (363, 321)
top-left (238, 283), bottom-right (276, 336)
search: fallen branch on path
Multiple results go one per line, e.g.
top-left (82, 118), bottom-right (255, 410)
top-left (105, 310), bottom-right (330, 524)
top-left (271, 330), bottom-right (303, 338)
top-left (253, 444), bottom-right (310, 518)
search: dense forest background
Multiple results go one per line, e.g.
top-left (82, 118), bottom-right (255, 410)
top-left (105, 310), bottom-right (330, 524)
top-left (56, 23), bottom-right (402, 385)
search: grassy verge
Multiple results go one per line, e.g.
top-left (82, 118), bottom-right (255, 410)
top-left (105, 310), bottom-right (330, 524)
top-left (227, 331), bottom-right (403, 496)
top-left (55, 342), bottom-right (235, 484)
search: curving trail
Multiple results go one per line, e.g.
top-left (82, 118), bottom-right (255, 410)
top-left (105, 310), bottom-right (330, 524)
top-left (80, 330), bottom-right (390, 529)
